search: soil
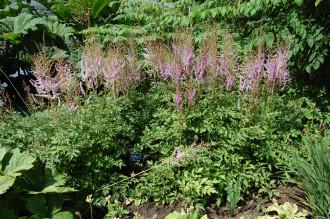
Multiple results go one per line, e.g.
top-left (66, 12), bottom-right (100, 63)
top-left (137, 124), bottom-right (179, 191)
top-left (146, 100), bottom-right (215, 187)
top-left (123, 186), bottom-right (309, 219)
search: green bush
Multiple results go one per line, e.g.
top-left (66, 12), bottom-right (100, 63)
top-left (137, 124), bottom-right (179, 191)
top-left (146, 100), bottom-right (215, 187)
top-left (114, 82), bottom-right (327, 206)
top-left (0, 93), bottom-right (145, 192)
top-left (0, 81), bottom-right (328, 213)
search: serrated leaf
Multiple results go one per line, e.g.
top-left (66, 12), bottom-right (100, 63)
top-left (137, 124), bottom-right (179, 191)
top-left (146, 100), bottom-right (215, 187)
top-left (0, 175), bottom-right (15, 194)
top-left (5, 150), bottom-right (35, 177)
top-left (30, 186), bottom-right (76, 194)
top-left (52, 211), bottom-right (74, 219)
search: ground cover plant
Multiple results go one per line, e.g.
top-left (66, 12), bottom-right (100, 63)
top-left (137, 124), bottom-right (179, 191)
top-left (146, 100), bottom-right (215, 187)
top-left (0, 0), bottom-right (329, 219)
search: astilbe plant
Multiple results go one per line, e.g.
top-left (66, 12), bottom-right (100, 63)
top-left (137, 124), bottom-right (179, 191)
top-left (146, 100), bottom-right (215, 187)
top-left (102, 45), bottom-right (126, 94)
top-left (217, 29), bottom-right (239, 92)
top-left (30, 52), bottom-right (60, 102)
top-left (240, 47), bottom-right (291, 98)
top-left (30, 52), bottom-right (78, 106)
top-left (103, 43), bottom-right (140, 94)
top-left (80, 40), bottom-right (104, 92)
top-left (240, 51), bottom-right (265, 96)
top-left (0, 83), bottom-right (12, 112)
top-left (144, 30), bottom-right (291, 110)
top-left (144, 31), bottom-right (210, 109)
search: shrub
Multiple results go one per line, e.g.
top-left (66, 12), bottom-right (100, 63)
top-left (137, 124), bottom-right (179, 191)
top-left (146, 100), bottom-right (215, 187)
top-left (117, 81), bottom-right (327, 207)
top-left (0, 93), bottom-right (144, 192)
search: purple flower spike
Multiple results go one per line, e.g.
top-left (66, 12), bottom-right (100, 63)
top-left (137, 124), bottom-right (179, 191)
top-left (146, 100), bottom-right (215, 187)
top-left (174, 89), bottom-right (183, 108)
top-left (265, 58), bottom-right (277, 90)
top-left (183, 48), bottom-right (194, 73)
top-left (195, 54), bottom-right (209, 80)
top-left (187, 88), bottom-right (196, 105)
top-left (218, 55), bottom-right (229, 76)
top-left (159, 62), bottom-right (172, 79)
top-left (239, 78), bottom-right (249, 92)
top-left (225, 75), bottom-right (235, 91)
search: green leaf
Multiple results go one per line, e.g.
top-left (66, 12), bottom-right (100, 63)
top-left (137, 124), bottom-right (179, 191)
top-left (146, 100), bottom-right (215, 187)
top-left (52, 211), bottom-right (74, 219)
top-left (307, 38), bottom-right (314, 48)
top-left (0, 148), bottom-right (6, 169)
top-left (29, 169), bottom-right (75, 194)
top-left (0, 209), bottom-right (16, 219)
top-left (5, 149), bottom-right (35, 177)
top-left (294, 0), bottom-right (304, 6)
top-left (312, 60), bottom-right (320, 70)
top-left (49, 196), bottom-right (64, 214)
top-left (26, 195), bottom-right (48, 217)
top-left (315, 0), bottom-right (322, 6)
top-left (0, 175), bottom-right (15, 195)
top-left (92, 0), bottom-right (115, 19)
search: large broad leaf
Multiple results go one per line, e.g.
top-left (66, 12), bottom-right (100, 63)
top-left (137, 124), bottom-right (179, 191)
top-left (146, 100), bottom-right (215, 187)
top-left (0, 175), bottom-right (15, 195)
top-left (5, 149), bottom-right (36, 177)
top-left (91, 0), bottom-right (113, 19)
top-left (49, 196), bottom-right (64, 215)
top-left (52, 211), bottom-right (74, 219)
top-left (0, 148), bottom-right (35, 194)
top-left (0, 13), bottom-right (46, 36)
top-left (0, 148), bottom-right (6, 169)
top-left (29, 169), bottom-right (75, 194)
top-left (26, 195), bottom-right (48, 217)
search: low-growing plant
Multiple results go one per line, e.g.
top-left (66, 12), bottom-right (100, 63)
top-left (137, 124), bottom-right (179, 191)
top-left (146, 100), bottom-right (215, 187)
top-left (226, 177), bottom-right (241, 216)
top-left (164, 207), bottom-right (208, 219)
top-left (104, 196), bottom-right (130, 219)
top-left (0, 147), bottom-right (75, 219)
top-left (258, 201), bottom-right (308, 219)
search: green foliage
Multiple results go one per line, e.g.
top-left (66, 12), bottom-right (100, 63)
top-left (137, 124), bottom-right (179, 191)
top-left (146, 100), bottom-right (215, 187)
top-left (0, 147), bottom-right (75, 219)
top-left (0, 93), bottom-right (145, 193)
top-left (258, 202), bottom-right (308, 219)
top-left (50, 0), bottom-right (118, 27)
top-left (226, 177), bottom-right (241, 216)
top-left (164, 208), bottom-right (208, 219)
top-left (293, 135), bottom-right (330, 219)
top-left (0, 147), bottom-right (35, 194)
top-left (104, 198), bottom-right (130, 218)
top-left (0, 79), bottom-right (328, 217)
top-left (0, 13), bottom-right (46, 43)
top-left (107, 82), bottom-right (327, 207)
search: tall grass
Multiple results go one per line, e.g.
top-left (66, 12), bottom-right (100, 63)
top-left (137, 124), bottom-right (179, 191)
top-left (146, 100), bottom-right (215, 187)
top-left (294, 136), bottom-right (330, 219)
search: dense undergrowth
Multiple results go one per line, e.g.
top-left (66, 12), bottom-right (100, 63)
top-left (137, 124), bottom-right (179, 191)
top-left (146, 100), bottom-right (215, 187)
top-left (1, 74), bottom-right (329, 218)
top-left (1, 0), bottom-right (330, 219)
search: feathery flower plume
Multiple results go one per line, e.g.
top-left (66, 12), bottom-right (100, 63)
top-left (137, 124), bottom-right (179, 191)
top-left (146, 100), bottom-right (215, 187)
top-left (276, 49), bottom-right (291, 89)
top-left (80, 41), bottom-right (104, 90)
top-left (102, 47), bottom-right (125, 89)
top-left (187, 88), bottom-right (196, 106)
top-left (195, 53), bottom-right (209, 81)
top-left (225, 74), bottom-right (235, 91)
top-left (30, 52), bottom-right (60, 101)
top-left (54, 59), bottom-right (75, 93)
top-left (174, 88), bottom-right (183, 109)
